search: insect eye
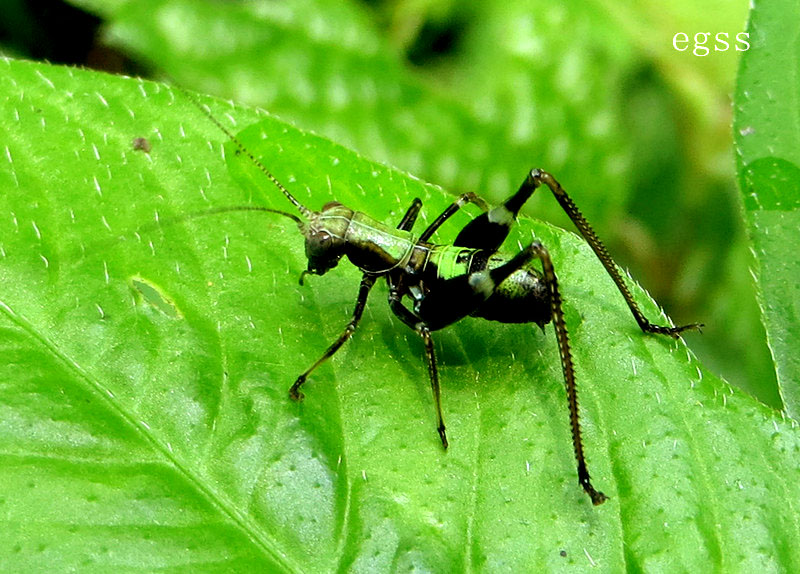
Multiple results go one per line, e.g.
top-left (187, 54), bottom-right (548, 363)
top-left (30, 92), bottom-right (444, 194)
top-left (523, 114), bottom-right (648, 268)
top-left (306, 230), bottom-right (334, 261)
top-left (310, 231), bottom-right (332, 251)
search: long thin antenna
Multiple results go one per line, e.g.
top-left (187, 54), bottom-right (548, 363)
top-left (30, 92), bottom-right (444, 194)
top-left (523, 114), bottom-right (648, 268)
top-left (176, 85), bottom-right (311, 218)
top-left (181, 205), bottom-right (303, 225)
top-left (143, 205), bottom-right (303, 236)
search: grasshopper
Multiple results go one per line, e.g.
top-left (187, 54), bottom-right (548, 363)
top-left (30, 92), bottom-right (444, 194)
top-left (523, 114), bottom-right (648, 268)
top-left (188, 94), bottom-right (701, 505)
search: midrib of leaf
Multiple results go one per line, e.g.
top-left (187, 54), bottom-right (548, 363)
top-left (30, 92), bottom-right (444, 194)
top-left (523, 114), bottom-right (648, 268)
top-left (447, 324), bottom-right (483, 574)
top-left (0, 294), bottom-right (305, 572)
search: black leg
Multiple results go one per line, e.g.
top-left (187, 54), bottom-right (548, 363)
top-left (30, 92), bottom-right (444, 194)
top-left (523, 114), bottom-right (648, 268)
top-left (419, 326), bottom-right (448, 448)
top-left (385, 243), bottom-right (556, 447)
top-left (423, 240), bottom-right (606, 504)
top-left (387, 285), bottom-right (449, 449)
top-left (290, 274), bottom-right (376, 400)
top-left (291, 198), bottom-right (420, 400)
top-left (419, 192), bottom-right (489, 242)
top-left (457, 169), bottom-right (702, 337)
top-left (453, 186), bottom-right (526, 249)
top-left (398, 198), bottom-right (423, 231)
top-left (527, 170), bottom-right (701, 337)
top-left (527, 241), bottom-right (608, 505)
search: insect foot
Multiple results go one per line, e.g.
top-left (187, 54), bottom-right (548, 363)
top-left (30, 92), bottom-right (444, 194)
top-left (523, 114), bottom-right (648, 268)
top-left (643, 321), bottom-right (704, 338)
top-left (583, 480), bottom-right (609, 506)
top-left (289, 377), bottom-right (306, 401)
top-left (438, 423), bottom-right (449, 450)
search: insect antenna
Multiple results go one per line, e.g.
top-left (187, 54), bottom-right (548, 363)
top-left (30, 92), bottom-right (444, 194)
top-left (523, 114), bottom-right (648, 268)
top-left (180, 205), bottom-right (303, 224)
top-left (177, 86), bottom-right (312, 219)
top-left (148, 205), bottom-right (304, 234)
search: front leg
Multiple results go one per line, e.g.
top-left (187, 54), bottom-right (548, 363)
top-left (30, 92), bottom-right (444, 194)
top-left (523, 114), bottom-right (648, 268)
top-left (398, 198), bottom-right (423, 231)
top-left (289, 274), bottom-right (376, 400)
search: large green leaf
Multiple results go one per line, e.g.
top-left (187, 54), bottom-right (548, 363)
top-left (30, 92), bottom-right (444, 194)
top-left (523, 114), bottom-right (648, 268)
top-left (733, 0), bottom-right (800, 417)
top-left (2, 59), bottom-right (799, 573)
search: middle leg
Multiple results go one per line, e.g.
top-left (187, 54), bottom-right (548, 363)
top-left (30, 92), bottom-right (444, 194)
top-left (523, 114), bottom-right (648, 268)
top-left (419, 192), bottom-right (490, 242)
top-left (387, 282), bottom-right (449, 448)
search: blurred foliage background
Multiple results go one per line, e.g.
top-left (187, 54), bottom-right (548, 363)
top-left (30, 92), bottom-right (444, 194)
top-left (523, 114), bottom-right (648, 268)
top-left (0, 0), bottom-right (779, 407)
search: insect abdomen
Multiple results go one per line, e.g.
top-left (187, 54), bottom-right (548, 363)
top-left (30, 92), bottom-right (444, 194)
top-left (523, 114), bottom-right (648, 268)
top-left (471, 265), bottom-right (551, 326)
top-left (422, 246), bottom-right (551, 326)
top-left (424, 245), bottom-right (481, 280)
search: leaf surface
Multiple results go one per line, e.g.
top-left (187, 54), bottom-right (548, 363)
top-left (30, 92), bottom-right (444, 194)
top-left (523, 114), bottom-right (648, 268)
top-left (1, 58), bottom-right (798, 573)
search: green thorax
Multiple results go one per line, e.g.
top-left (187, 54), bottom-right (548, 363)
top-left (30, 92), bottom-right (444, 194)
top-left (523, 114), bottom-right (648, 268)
top-left (343, 211), bottom-right (417, 273)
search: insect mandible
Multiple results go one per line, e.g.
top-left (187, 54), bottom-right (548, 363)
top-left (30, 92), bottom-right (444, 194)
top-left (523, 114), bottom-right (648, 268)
top-left (186, 92), bottom-right (702, 506)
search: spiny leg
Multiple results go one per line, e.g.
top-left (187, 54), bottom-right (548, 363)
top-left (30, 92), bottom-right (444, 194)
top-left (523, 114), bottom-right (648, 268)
top-left (421, 239), bottom-right (607, 503)
top-left (419, 192), bottom-right (490, 242)
top-left (528, 169), bottom-right (701, 337)
top-left (289, 274), bottom-right (376, 400)
top-left (463, 240), bottom-right (607, 503)
top-left (384, 244), bottom-right (570, 449)
top-left (460, 168), bottom-right (701, 337)
top-left (528, 241), bottom-right (608, 505)
top-left (387, 287), bottom-right (449, 449)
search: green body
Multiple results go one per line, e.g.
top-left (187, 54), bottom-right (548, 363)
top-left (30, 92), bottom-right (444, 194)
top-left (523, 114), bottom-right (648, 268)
top-left (318, 206), bottom-right (552, 327)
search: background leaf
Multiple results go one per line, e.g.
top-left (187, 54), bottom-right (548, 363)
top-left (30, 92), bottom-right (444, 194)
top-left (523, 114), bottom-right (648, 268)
top-left (1, 58), bottom-right (799, 573)
top-left (733, 0), bottom-right (800, 417)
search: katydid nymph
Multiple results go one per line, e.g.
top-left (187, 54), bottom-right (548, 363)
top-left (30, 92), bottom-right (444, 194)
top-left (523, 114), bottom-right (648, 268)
top-left (185, 93), bottom-right (702, 506)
